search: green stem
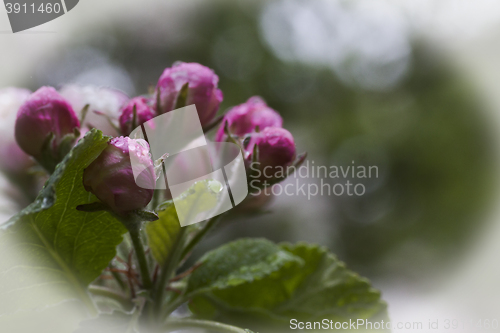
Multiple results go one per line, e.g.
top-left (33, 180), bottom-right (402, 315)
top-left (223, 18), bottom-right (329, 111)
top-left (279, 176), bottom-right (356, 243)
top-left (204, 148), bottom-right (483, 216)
top-left (180, 215), bottom-right (222, 261)
top-left (165, 319), bottom-right (252, 333)
top-left (158, 216), bottom-right (223, 319)
top-left (129, 229), bottom-right (153, 290)
top-left (88, 285), bottom-right (133, 310)
top-left (153, 227), bottom-right (187, 317)
top-left (163, 294), bottom-right (188, 320)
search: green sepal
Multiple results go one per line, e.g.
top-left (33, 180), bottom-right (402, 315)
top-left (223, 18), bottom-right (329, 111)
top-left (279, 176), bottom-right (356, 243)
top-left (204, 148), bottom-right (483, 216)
top-left (174, 82), bottom-right (189, 110)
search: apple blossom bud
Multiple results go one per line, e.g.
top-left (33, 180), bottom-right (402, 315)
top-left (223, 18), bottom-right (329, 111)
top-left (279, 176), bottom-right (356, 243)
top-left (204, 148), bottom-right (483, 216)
top-left (247, 127), bottom-right (296, 186)
top-left (0, 88), bottom-right (33, 174)
top-left (15, 87), bottom-right (80, 168)
top-left (119, 97), bottom-right (156, 135)
top-left (215, 96), bottom-right (282, 142)
top-left (83, 137), bottom-right (155, 215)
top-left (156, 62), bottom-right (223, 126)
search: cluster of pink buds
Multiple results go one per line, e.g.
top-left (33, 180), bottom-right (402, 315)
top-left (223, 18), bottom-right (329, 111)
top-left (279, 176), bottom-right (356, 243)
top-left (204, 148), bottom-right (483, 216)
top-left (11, 61), bottom-right (302, 215)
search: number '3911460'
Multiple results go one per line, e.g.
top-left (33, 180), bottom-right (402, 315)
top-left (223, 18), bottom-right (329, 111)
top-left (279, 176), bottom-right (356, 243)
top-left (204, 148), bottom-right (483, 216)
top-left (5, 2), bottom-right (62, 14)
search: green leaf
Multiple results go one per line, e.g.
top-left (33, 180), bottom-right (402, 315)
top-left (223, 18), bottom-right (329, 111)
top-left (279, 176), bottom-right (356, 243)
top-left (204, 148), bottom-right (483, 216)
top-left (186, 238), bottom-right (304, 302)
top-left (146, 179), bottom-right (223, 265)
top-left (0, 129), bottom-right (128, 329)
top-left (174, 179), bottom-right (223, 225)
top-left (187, 240), bottom-right (387, 329)
top-left (145, 201), bottom-right (181, 265)
top-left (275, 243), bottom-right (387, 321)
top-left (74, 311), bottom-right (139, 333)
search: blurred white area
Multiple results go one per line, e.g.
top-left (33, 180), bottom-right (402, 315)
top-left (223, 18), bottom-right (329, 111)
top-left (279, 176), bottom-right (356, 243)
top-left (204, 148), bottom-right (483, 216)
top-left (1, 0), bottom-right (500, 332)
top-left (260, 0), bottom-right (411, 91)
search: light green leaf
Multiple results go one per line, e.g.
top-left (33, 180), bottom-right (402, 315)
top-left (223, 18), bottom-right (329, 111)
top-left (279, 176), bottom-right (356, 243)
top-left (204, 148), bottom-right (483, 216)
top-left (146, 179), bottom-right (222, 265)
top-left (0, 129), bottom-right (128, 330)
top-left (174, 179), bottom-right (222, 225)
top-left (187, 241), bottom-right (387, 329)
top-left (145, 201), bottom-right (181, 265)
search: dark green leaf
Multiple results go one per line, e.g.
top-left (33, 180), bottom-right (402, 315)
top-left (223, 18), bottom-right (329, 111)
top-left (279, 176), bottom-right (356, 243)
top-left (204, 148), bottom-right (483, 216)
top-left (0, 129), bottom-right (128, 329)
top-left (275, 243), bottom-right (387, 321)
top-left (187, 241), bottom-right (387, 329)
top-left (186, 238), bottom-right (304, 301)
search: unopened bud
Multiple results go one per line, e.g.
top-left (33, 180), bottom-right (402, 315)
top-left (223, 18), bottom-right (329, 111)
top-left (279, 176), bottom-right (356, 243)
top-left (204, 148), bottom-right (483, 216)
top-left (15, 86), bottom-right (80, 170)
top-left (216, 96), bottom-right (282, 142)
top-left (247, 127), bottom-right (296, 185)
top-left (0, 88), bottom-right (33, 174)
top-left (156, 62), bottom-right (223, 126)
top-left (83, 136), bottom-right (155, 215)
top-left (119, 97), bottom-right (156, 135)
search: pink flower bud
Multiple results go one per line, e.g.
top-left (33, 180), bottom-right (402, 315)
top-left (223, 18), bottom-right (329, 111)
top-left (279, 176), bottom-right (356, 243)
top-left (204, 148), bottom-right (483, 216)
top-left (156, 62), bottom-right (223, 126)
top-left (247, 127), bottom-right (296, 185)
top-left (15, 86), bottom-right (80, 160)
top-left (83, 137), bottom-right (155, 215)
top-left (0, 88), bottom-right (33, 174)
top-left (215, 96), bottom-right (282, 142)
top-left (119, 97), bottom-right (156, 135)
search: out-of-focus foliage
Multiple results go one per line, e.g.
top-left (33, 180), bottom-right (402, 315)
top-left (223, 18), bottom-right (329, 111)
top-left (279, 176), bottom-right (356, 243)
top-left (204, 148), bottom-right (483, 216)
top-left (186, 239), bottom-right (388, 332)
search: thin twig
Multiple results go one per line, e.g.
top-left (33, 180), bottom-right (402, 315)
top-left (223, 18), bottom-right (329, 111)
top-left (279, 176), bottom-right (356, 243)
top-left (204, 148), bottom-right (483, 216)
top-left (152, 264), bottom-right (159, 283)
top-left (106, 267), bottom-right (130, 274)
top-left (168, 263), bottom-right (202, 283)
top-left (166, 287), bottom-right (182, 295)
top-left (106, 268), bottom-right (141, 286)
top-left (108, 263), bottom-right (127, 291)
top-left (115, 256), bottom-right (129, 267)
